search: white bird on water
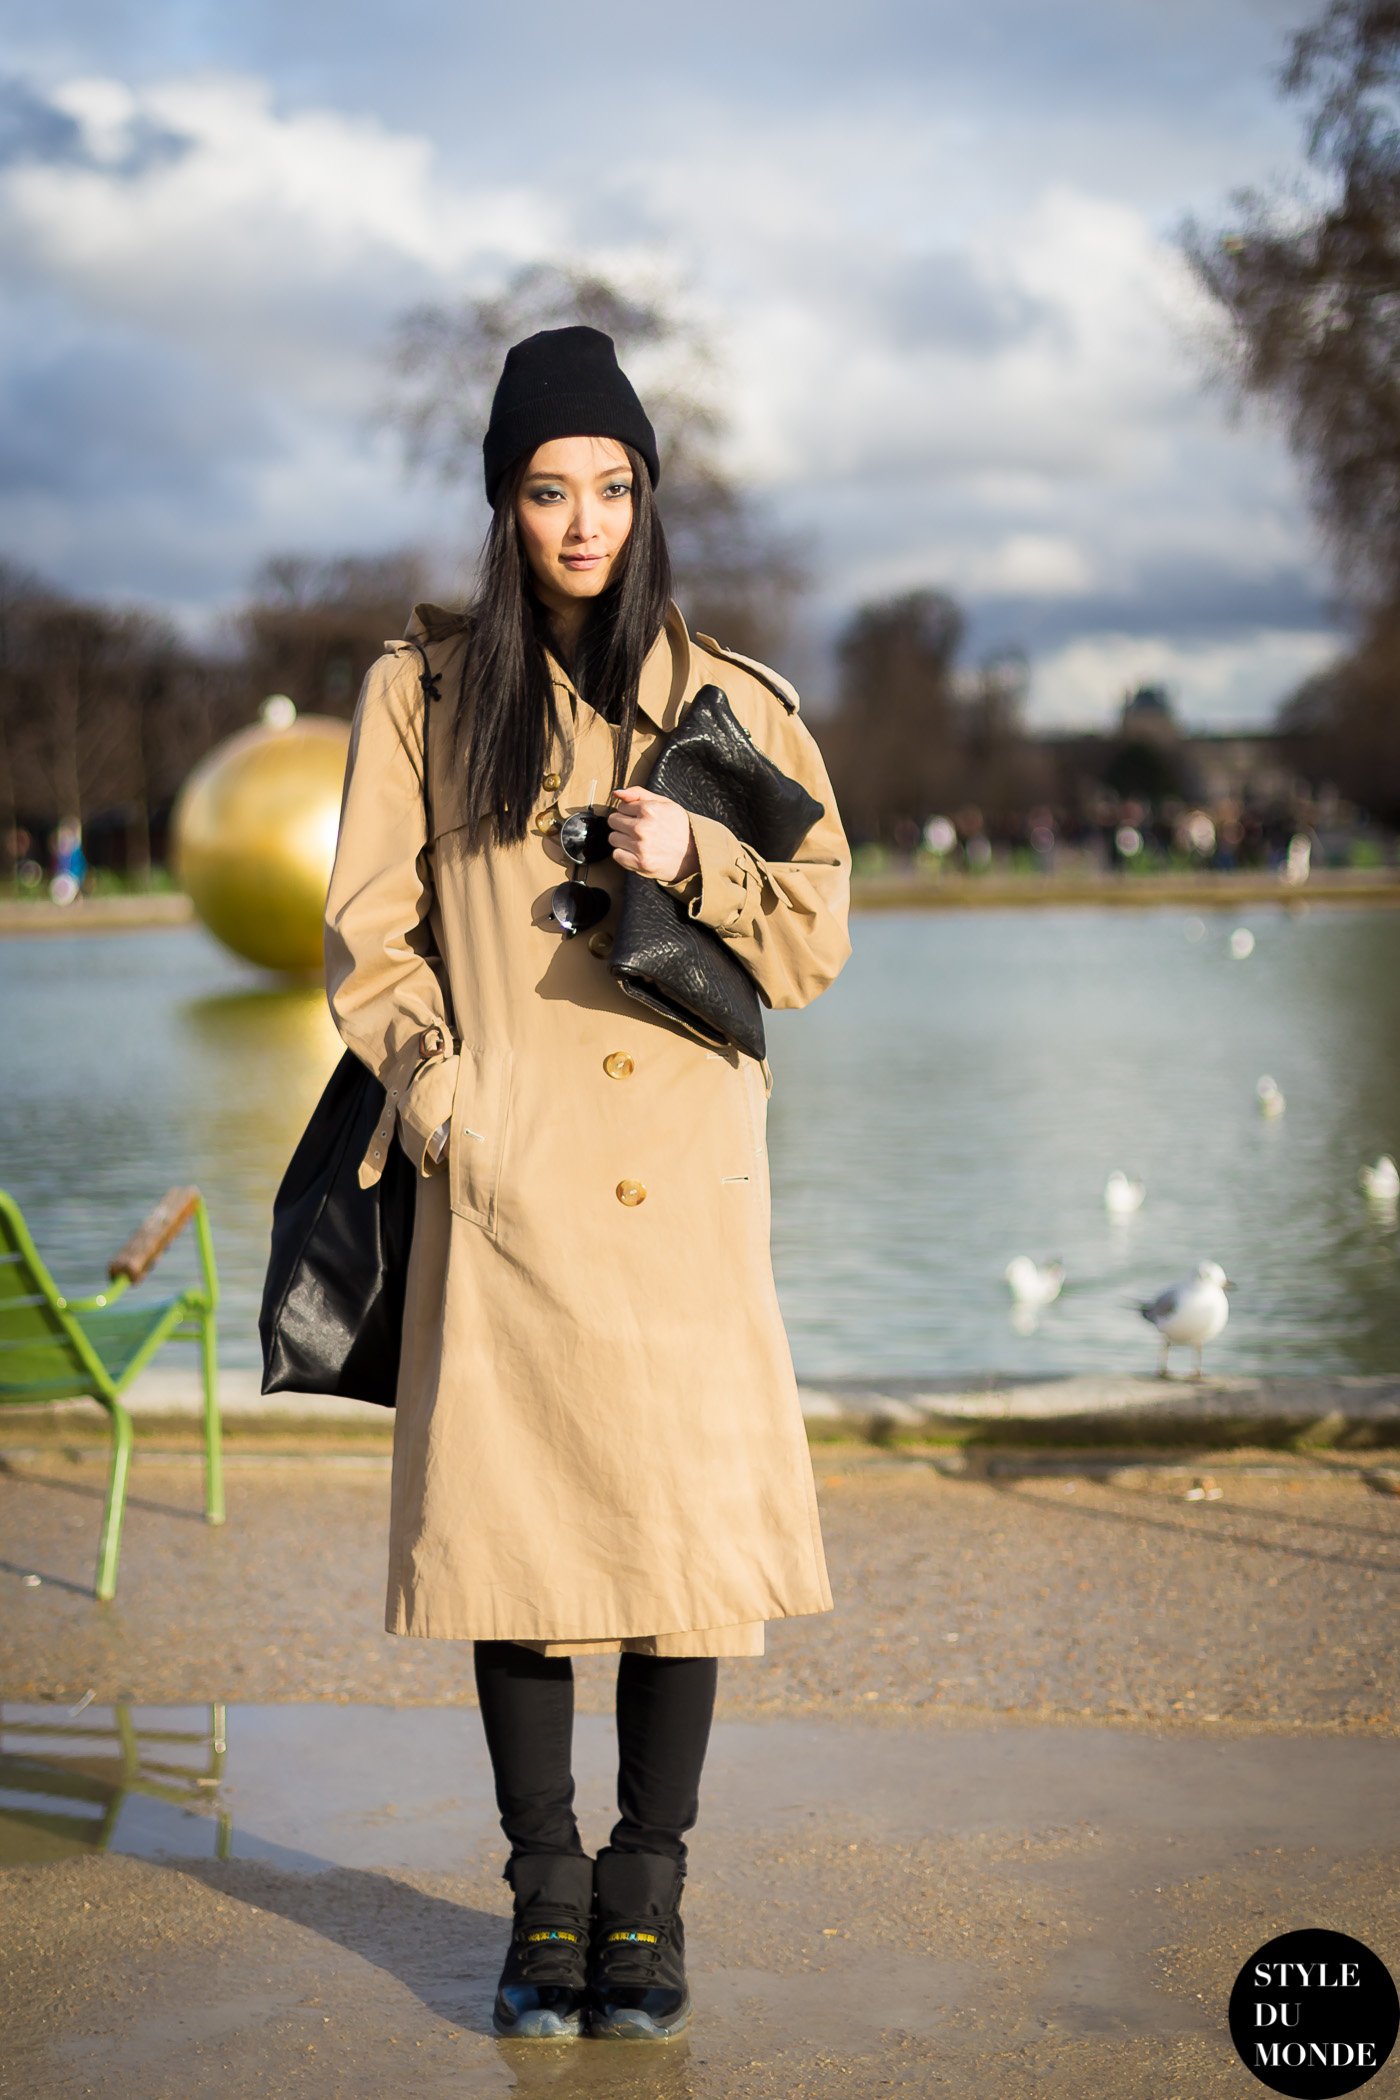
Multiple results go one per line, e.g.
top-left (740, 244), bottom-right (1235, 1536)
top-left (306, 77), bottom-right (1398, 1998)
top-left (1104, 1170), bottom-right (1145, 1216)
top-left (1004, 1256), bottom-right (1065, 1308)
top-left (1138, 1261), bottom-right (1233, 1380)
top-left (1361, 1155), bottom-right (1400, 1202)
top-left (1256, 1074), bottom-right (1286, 1118)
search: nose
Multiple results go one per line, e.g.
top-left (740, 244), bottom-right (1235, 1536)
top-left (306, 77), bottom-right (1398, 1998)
top-left (565, 498), bottom-right (602, 544)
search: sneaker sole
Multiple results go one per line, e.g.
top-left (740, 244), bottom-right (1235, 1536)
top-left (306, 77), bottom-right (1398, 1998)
top-left (492, 2004), bottom-right (584, 2040)
top-left (587, 1996), bottom-right (693, 2041)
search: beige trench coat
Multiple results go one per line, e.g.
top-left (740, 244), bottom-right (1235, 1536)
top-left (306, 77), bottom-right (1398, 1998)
top-left (322, 599), bottom-right (853, 1657)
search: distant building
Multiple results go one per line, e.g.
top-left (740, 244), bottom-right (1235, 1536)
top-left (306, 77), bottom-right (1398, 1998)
top-left (1045, 692), bottom-right (1318, 814)
top-left (1117, 683), bottom-right (1176, 748)
top-left (1181, 733), bottom-right (1302, 807)
top-left (1036, 684), bottom-right (1315, 823)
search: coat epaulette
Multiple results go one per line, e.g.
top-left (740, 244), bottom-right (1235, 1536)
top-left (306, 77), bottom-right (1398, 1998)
top-left (694, 632), bottom-right (801, 714)
top-left (406, 601), bottom-right (473, 645)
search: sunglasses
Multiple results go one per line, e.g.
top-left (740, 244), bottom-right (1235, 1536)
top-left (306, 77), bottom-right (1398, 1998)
top-left (551, 806), bottom-right (616, 936)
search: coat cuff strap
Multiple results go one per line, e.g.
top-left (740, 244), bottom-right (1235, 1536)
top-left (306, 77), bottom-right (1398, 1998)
top-left (357, 1026), bottom-right (458, 1187)
top-left (669, 810), bottom-right (751, 934)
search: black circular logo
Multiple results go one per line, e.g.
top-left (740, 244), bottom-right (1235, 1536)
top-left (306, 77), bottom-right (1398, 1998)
top-left (1229, 1930), bottom-right (1399, 2096)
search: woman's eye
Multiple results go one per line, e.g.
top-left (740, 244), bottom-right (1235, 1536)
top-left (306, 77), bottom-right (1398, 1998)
top-left (605, 480), bottom-right (634, 497)
top-left (529, 487), bottom-right (565, 503)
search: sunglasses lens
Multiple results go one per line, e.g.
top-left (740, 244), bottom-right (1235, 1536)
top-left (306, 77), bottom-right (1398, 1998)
top-left (558, 808), bottom-right (613, 864)
top-left (551, 881), bottom-right (611, 936)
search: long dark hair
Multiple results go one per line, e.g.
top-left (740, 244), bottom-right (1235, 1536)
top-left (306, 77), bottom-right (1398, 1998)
top-left (448, 441), bottom-right (672, 848)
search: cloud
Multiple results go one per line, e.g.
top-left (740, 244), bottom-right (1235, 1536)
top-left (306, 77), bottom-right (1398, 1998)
top-left (0, 72), bottom-right (558, 396)
top-left (1027, 626), bottom-right (1342, 731)
top-left (0, 327), bottom-right (271, 499)
top-left (0, 72), bottom-right (190, 175)
top-left (0, 50), bottom-right (1348, 723)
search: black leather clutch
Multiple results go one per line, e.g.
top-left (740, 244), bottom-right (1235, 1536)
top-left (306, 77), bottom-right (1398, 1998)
top-left (609, 683), bottom-right (824, 1060)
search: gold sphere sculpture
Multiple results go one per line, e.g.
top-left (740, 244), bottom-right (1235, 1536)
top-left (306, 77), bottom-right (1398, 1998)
top-left (171, 698), bottom-right (350, 974)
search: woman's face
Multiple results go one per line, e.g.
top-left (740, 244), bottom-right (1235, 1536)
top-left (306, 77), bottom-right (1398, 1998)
top-left (514, 435), bottom-right (635, 618)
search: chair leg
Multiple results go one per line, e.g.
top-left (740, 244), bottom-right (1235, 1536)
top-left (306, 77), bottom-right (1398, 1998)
top-left (95, 1398), bottom-right (134, 1603)
top-left (200, 1310), bottom-right (224, 1526)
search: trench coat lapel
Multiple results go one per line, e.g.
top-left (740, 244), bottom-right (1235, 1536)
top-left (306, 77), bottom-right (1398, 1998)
top-left (546, 600), bottom-right (700, 736)
top-left (636, 602), bottom-right (699, 731)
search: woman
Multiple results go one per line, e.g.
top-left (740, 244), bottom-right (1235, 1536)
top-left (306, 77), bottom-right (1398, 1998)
top-left (323, 325), bottom-right (853, 2042)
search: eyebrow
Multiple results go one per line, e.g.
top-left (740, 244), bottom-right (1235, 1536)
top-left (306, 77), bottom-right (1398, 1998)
top-left (522, 465), bottom-right (634, 483)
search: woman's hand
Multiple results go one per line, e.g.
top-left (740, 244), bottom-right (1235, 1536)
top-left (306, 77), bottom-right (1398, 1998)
top-left (607, 785), bottom-right (699, 883)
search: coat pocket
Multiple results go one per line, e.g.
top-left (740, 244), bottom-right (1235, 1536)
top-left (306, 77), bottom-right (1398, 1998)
top-left (447, 1042), bottom-right (513, 1232)
top-left (737, 1053), bottom-right (769, 1180)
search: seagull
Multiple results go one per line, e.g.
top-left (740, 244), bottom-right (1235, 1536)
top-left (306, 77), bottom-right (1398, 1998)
top-left (1256, 1075), bottom-right (1285, 1118)
top-left (1004, 1256), bottom-right (1065, 1308)
top-left (1104, 1170), bottom-right (1145, 1216)
top-left (1138, 1261), bottom-right (1233, 1380)
top-left (1361, 1155), bottom-right (1400, 1202)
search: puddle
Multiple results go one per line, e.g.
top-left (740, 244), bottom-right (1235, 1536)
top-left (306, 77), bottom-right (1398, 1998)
top-left (3, 1699), bottom-right (1398, 1877)
top-left (0, 1703), bottom-right (492, 1869)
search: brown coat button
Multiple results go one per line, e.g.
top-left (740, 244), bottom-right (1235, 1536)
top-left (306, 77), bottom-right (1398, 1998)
top-left (533, 808), bottom-right (561, 834)
top-left (603, 1051), bottom-right (635, 1079)
top-left (615, 1179), bottom-right (647, 1205)
top-left (588, 929), bottom-right (614, 956)
top-left (542, 770), bottom-right (563, 792)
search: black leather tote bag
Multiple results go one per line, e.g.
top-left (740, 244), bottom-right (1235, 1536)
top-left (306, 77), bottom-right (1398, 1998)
top-left (609, 683), bottom-right (824, 1061)
top-left (258, 1043), bottom-right (416, 1404)
top-left (258, 641), bottom-right (448, 1406)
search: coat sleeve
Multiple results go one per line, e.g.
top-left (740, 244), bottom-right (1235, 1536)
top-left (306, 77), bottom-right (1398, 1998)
top-left (654, 698), bottom-right (853, 1011)
top-left (323, 647), bottom-right (460, 1185)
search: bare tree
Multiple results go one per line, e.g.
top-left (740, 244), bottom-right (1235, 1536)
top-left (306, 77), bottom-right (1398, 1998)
top-left (1182, 3), bottom-right (1400, 819)
top-left (236, 550), bottom-right (429, 718)
top-left (1180, 1), bottom-right (1400, 606)
top-left (824, 589), bottom-right (967, 841)
top-left (0, 566), bottom-right (194, 879)
top-left (0, 562), bottom-right (62, 874)
top-left (383, 260), bottom-right (804, 659)
top-left (1278, 603), bottom-right (1400, 820)
top-left (957, 648), bottom-right (1054, 831)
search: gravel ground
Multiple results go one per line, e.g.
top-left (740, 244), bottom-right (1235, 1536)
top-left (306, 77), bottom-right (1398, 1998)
top-left (2, 1446), bottom-right (1398, 1727)
top-left (4, 1447), bottom-right (1399, 2098)
top-left (2, 1706), bottom-right (1396, 2098)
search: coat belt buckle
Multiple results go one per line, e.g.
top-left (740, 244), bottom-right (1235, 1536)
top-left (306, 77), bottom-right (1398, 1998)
top-left (405, 1023), bottom-right (458, 1094)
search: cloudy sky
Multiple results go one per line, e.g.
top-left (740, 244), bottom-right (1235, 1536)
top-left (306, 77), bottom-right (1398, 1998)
top-left (0, 0), bottom-right (1350, 727)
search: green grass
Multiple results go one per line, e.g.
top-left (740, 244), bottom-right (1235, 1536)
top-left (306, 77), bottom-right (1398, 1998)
top-left (3, 866), bottom-right (181, 903)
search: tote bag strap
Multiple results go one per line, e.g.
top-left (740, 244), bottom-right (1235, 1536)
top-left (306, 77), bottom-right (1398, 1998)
top-left (404, 635), bottom-right (462, 1053)
top-left (404, 635), bottom-right (439, 832)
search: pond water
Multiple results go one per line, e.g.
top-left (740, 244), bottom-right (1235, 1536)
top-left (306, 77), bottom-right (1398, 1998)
top-left (2, 904), bottom-right (1398, 1378)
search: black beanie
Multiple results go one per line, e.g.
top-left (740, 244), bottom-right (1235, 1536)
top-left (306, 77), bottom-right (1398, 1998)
top-left (482, 325), bottom-right (660, 508)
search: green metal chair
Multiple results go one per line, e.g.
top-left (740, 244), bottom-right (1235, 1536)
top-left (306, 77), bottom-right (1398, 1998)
top-left (0, 1186), bottom-right (223, 1600)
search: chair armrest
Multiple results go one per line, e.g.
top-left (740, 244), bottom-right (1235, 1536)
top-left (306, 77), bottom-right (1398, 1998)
top-left (108, 1186), bottom-right (203, 1285)
top-left (65, 1279), bottom-right (133, 1311)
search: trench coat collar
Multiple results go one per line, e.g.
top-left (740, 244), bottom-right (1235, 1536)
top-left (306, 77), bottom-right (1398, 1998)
top-left (544, 600), bottom-right (698, 735)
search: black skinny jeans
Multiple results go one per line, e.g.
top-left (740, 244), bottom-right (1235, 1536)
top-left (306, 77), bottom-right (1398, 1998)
top-left (473, 1639), bottom-right (718, 1876)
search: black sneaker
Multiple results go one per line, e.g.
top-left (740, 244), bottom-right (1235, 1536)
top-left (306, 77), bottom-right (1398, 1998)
top-left (585, 1845), bottom-right (693, 2040)
top-left (491, 1851), bottom-right (594, 2039)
